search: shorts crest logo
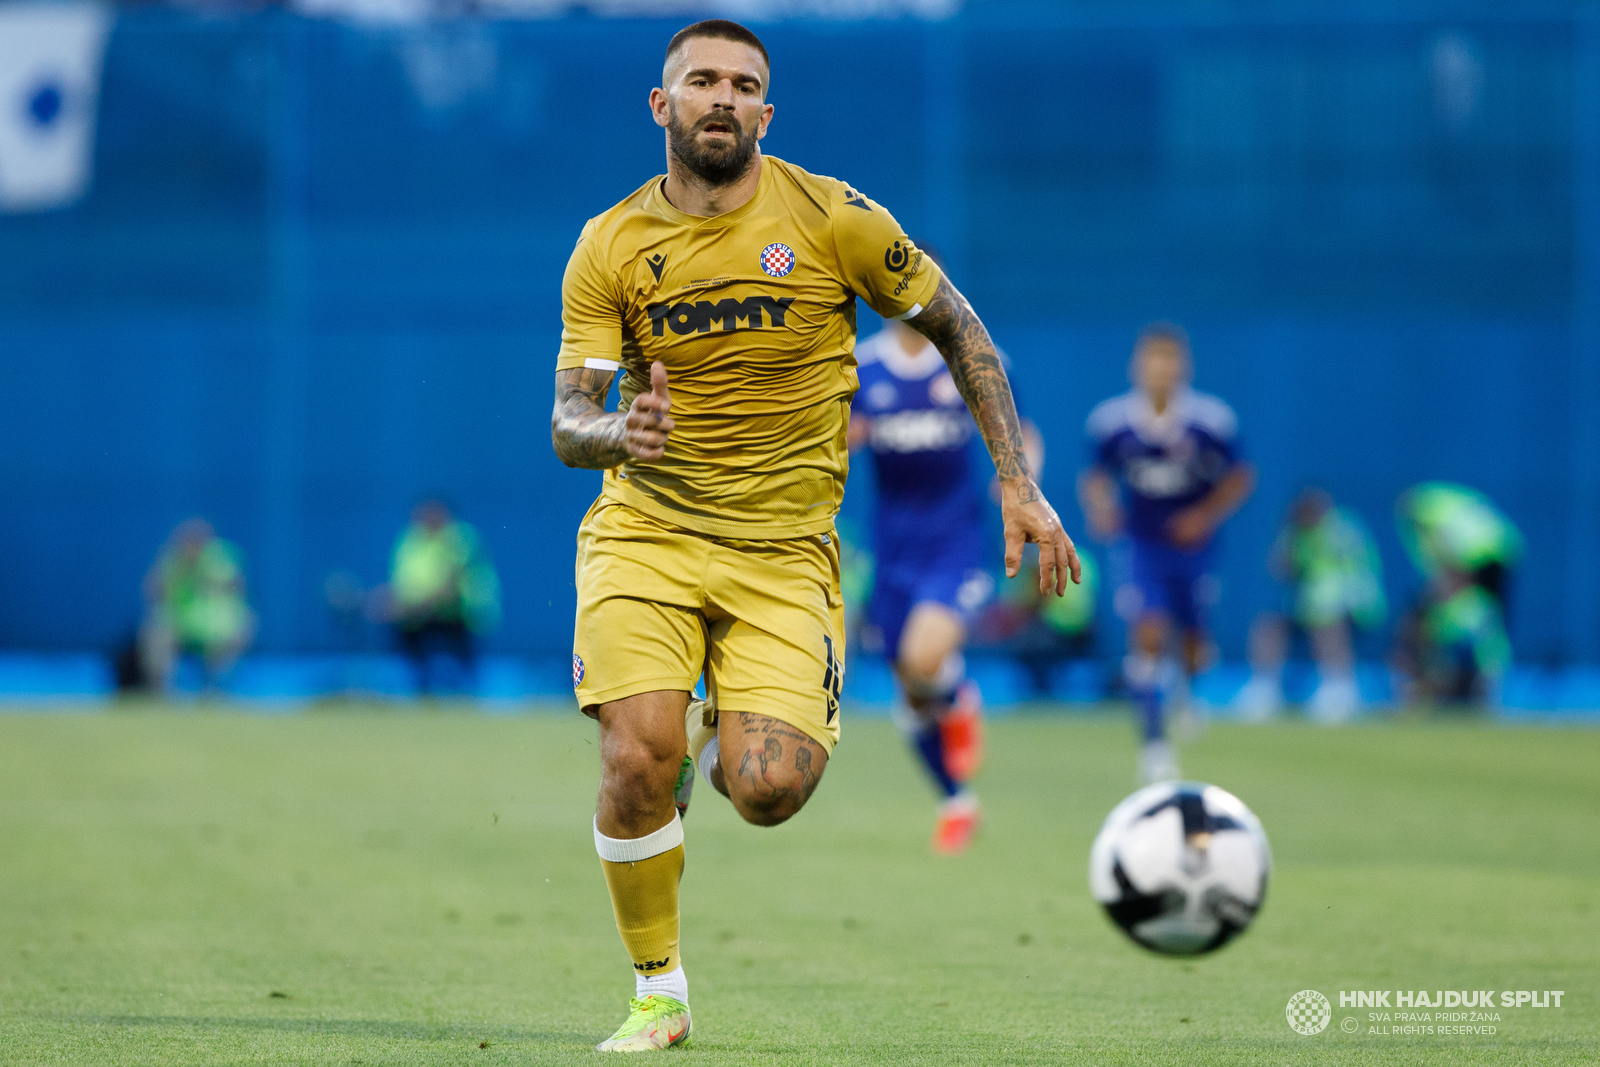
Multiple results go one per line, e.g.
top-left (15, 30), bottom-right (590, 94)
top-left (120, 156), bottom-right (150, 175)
top-left (1287, 990), bottom-right (1332, 1035)
top-left (760, 242), bottom-right (795, 277)
top-left (572, 653), bottom-right (585, 689)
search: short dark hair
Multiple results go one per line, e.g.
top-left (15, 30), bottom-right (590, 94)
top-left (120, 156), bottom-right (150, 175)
top-left (1136, 320), bottom-right (1190, 354)
top-left (664, 19), bottom-right (771, 85)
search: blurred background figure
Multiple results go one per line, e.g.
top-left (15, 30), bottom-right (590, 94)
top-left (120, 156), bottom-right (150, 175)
top-left (975, 545), bottom-right (1100, 699)
top-left (383, 499), bottom-right (501, 697)
top-left (847, 270), bottom-right (1044, 855)
top-left (1080, 324), bottom-right (1255, 783)
top-left (139, 519), bottom-right (255, 694)
top-left (1391, 482), bottom-right (1522, 707)
top-left (1236, 488), bottom-right (1387, 722)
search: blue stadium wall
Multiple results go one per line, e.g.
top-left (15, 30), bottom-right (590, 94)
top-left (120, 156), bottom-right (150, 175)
top-left (3, 2), bottom-right (1597, 663)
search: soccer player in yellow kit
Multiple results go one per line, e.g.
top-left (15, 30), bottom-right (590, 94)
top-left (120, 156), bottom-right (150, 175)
top-left (550, 19), bottom-right (1080, 1051)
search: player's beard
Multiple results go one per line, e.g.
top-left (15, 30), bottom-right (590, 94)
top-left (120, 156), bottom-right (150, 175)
top-left (667, 106), bottom-right (758, 186)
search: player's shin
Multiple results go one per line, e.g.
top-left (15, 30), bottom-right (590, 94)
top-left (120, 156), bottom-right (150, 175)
top-left (685, 697), bottom-right (723, 796)
top-left (893, 700), bottom-right (962, 799)
top-left (594, 814), bottom-right (688, 1004)
top-left (894, 658), bottom-right (968, 797)
top-left (1126, 653), bottom-right (1179, 782)
top-left (1124, 653), bottom-right (1164, 741)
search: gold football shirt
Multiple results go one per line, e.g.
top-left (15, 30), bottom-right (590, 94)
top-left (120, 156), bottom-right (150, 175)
top-left (556, 155), bottom-right (943, 540)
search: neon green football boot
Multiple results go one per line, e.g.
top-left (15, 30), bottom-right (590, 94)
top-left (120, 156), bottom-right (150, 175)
top-left (672, 755), bottom-right (694, 819)
top-left (595, 994), bottom-right (692, 1052)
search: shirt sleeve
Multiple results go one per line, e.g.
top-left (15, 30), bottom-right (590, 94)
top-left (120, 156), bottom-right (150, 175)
top-left (555, 220), bottom-right (625, 372)
top-left (831, 184), bottom-right (943, 321)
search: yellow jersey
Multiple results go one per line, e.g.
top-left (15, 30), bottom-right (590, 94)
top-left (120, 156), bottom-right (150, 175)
top-left (556, 155), bottom-right (943, 540)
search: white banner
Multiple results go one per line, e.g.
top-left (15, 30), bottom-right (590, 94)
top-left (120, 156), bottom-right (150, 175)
top-left (0, 1), bottom-right (112, 213)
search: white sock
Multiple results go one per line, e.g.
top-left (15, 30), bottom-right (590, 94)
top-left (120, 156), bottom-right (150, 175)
top-left (636, 963), bottom-right (689, 1005)
top-left (696, 736), bottom-right (720, 790)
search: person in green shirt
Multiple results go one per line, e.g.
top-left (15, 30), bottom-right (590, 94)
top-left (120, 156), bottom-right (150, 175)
top-left (1396, 481), bottom-right (1522, 614)
top-left (1236, 488), bottom-right (1386, 721)
top-left (387, 499), bottom-right (500, 696)
top-left (1391, 482), bottom-right (1519, 705)
top-left (139, 518), bottom-right (256, 693)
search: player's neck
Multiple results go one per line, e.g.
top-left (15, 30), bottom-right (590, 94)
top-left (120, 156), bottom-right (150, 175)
top-left (661, 152), bottom-right (764, 218)
top-left (1145, 388), bottom-right (1173, 416)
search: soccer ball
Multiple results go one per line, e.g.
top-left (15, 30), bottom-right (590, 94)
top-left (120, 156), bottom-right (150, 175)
top-left (1087, 781), bottom-right (1271, 956)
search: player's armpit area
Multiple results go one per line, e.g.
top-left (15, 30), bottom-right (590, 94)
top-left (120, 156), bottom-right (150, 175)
top-left (907, 275), bottom-right (1036, 499)
top-left (551, 367), bottom-right (626, 469)
top-left (719, 711), bottom-right (828, 827)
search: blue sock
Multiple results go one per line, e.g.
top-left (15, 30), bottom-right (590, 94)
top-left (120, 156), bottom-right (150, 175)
top-left (911, 719), bottom-right (962, 799)
top-left (1125, 655), bottom-right (1165, 742)
top-left (1138, 684), bottom-right (1165, 742)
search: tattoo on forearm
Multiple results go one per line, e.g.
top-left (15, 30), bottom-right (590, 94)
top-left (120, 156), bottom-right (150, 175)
top-left (551, 367), bottom-right (628, 469)
top-left (909, 276), bottom-right (1038, 502)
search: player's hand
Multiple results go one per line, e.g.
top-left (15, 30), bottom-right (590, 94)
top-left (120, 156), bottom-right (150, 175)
top-left (623, 361), bottom-right (674, 461)
top-left (1000, 479), bottom-right (1082, 596)
top-left (1167, 506), bottom-right (1214, 548)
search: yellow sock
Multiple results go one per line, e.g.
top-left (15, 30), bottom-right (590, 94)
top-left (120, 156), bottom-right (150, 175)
top-left (595, 815), bottom-right (684, 979)
top-left (687, 698), bottom-right (718, 764)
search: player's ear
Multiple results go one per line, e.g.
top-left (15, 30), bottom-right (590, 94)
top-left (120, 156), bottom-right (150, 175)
top-left (649, 87), bottom-right (670, 130)
top-left (756, 102), bottom-right (773, 140)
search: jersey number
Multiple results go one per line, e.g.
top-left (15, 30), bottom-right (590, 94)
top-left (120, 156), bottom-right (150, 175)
top-left (822, 635), bottom-right (842, 725)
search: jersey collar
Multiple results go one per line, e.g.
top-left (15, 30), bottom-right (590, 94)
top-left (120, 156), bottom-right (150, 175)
top-left (648, 154), bottom-right (773, 229)
top-left (1126, 387), bottom-right (1193, 446)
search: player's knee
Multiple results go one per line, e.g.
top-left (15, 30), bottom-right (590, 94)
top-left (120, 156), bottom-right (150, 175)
top-left (602, 732), bottom-right (682, 796)
top-left (726, 781), bottom-right (807, 827)
top-left (1134, 617), bottom-right (1167, 655)
top-left (721, 747), bottom-right (826, 828)
top-left (899, 645), bottom-right (944, 686)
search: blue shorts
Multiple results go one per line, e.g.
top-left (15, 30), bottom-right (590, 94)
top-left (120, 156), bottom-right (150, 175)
top-left (868, 526), bottom-right (991, 660)
top-left (1113, 538), bottom-right (1216, 632)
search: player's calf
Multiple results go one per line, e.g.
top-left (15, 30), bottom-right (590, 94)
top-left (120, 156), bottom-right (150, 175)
top-left (719, 711), bottom-right (827, 827)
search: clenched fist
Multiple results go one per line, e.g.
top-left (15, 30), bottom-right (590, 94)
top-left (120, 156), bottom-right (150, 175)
top-left (624, 361), bottom-right (674, 461)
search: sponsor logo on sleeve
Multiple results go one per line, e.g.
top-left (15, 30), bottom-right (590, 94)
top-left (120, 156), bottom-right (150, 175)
top-left (884, 239), bottom-right (925, 296)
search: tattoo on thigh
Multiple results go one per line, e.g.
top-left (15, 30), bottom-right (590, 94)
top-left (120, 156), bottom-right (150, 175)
top-left (794, 746), bottom-right (817, 795)
top-left (732, 713), bottom-right (825, 802)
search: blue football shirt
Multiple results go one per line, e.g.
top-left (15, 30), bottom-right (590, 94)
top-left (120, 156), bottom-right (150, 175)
top-left (1086, 388), bottom-right (1243, 547)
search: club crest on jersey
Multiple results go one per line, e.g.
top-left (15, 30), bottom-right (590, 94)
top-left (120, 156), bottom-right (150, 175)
top-left (572, 653), bottom-right (585, 689)
top-left (760, 242), bottom-right (795, 278)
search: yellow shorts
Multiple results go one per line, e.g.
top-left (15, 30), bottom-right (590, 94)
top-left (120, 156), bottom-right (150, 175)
top-left (572, 498), bottom-right (844, 753)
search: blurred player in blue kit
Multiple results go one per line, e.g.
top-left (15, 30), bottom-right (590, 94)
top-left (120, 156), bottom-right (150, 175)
top-left (1079, 324), bottom-right (1255, 782)
top-left (848, 286), bottom-right (1044, 854)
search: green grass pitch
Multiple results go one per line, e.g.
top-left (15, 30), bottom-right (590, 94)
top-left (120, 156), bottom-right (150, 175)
top-left (1, 705), bottom-right (1596, 1065)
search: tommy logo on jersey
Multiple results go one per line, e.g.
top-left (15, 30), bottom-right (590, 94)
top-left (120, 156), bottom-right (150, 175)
top-left (760, 242), bottom-right (795, 278)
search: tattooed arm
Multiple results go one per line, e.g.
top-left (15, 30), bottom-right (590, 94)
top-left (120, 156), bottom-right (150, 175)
top-left (551, 359), bottom-right (674, 469)
top-left (908, 274), bottom-right (1082, 594)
